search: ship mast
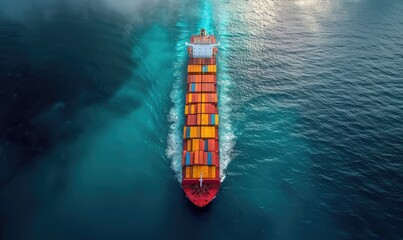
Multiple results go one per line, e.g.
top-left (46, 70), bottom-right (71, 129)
top-left (199, 173), bottom-right (203, 187)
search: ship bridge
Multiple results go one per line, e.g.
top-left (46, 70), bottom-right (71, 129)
top-left (186, 29), bottom-right (219, 58)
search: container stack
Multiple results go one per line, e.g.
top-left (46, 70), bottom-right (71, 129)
top-left (182, 59), bottom-right (219, 181)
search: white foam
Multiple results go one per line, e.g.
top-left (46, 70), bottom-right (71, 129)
top-left (217, 63), bottom-right (236, 182)
top-left (216, 7), bottom-right (236, 182)
top-left (166, 11), bottom-right (191, 182)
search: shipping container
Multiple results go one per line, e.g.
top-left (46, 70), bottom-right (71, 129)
top-left (188, 58), bottom-right (216, 65)
top-left (186, 115), bottom-right (197, 125)
top-left (202, 75), bottom-right (216, 83)
top-left (188, 65), bottom-right (202, 73)
top-left (201, 83), bottom-right (216, 93)
top-left (188, 75), bottom-right (202, 83)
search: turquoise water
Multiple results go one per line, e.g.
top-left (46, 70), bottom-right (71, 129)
top-left (0, 0), bottom-right (402, 239)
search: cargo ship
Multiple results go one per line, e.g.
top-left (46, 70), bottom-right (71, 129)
top-left (182, 29), bottom-right (220, 207)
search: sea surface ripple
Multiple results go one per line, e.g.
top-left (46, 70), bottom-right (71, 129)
top-left (0, 0), bottom-right (402, 239)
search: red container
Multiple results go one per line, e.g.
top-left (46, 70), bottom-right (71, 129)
top-left (194, 151), bottom-right (203, 165)
top-left (200, 151), bottom-right (204, 165)
top-left (186, 115), bottom-right (197, 125)
top-left (203, 93), bottom-right (217, 103)
top-left (199, 139), bottom-right (204, 151)
top-left (194, 151), bottom-right (199, 164)
top-left (188, 75), bottom-right (202, 83)
top-left (205, 104), bottom-right (210, 113)
top-left (202, 75), bottom-right (216, 83)
top-left (207, 139), bottom-right (215, 151)
top-left (202, 83), bottom-right (216, 93)
top-left (212, 152), bottom-right (218, 166)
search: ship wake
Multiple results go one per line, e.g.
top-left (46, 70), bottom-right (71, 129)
top-left (166, 0), bottom-right (235, 183)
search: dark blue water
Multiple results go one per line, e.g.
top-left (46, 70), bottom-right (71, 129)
top-left (1, 0), bottom-right (402, 239)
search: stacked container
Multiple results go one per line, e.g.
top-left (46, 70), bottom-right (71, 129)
top-left (182, 59), bottom-right (219, 180)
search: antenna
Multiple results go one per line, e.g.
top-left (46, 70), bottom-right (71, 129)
top-left (199, 172), bottom-right (203, 187)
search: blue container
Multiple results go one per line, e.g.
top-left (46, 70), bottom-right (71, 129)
top-left (186, 127), bottom-right (190, 138)
top-left (207, 152), bottom-right (212, 165)
top-left (211, 114), bottom-right (215, 125)
top-left (186, 152), bottom-right (191, 165)
top-left (204, 140), bottom-right (208, 151)
top-left (202, 65), bottom-right (208, 73)
top-left (191, 83), bottom-right (195, 92)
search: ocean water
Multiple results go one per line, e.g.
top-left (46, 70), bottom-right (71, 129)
top-left (0, 0), bottom-right (402, 239)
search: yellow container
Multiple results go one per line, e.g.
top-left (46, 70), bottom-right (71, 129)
top-left (188, 93), bottom-right (192, 103)
top-left (208, 166), bottom-right (216, 178)
top-left (188, 166), bottom-right (217, 179)
top-left (201, 114), bottom-right (208, 125)
top-left (192, 166), bottom-right (210, 178)
top-left (185, 166), bottom-right (191, 178)
top-left (189, 127), bottom-right (194, 138)
top-left (197, 103), bottom-right (207, 113)
top-left (188, 65), bottom-right (202, 73)
top-left (205, 127), bottom-right (209, 138)
top-left (191, 127), bottom-right (200, 138)
top-left (192, 166), bottom-right (199, 178)
top-left (215, 114), bottom-right (219, 125)
top-left (192, 139), bottom-right (199, 151)
top-left (201, 126), bottom-right (214, 138)
top-left (207, 65), bottom-right (217, 73)
top-left (190, 127), bottom-right (195, 138)
top-left (203, 126), bottom-right (214, 138)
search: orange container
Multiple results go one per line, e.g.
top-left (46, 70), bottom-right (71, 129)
top-left (202, 83), bottom-right (216, 93)
top-left (185, 166), bottom-right (191, 178)
top-left (188, 65), bottom-right (202, 73)
top-left (188, 75), bottom-right (202, 83)
top-left (202, 75), bottom-right (216, 83)
top-left (186, 139), bottom-right (191, 151)
top-left (187, 104), bottom-right (196, 114)
top-left (194, 151), bottom-right (199, 164)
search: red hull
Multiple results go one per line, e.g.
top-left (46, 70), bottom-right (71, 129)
top-left (183, 182), bottom-right (220, 207)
